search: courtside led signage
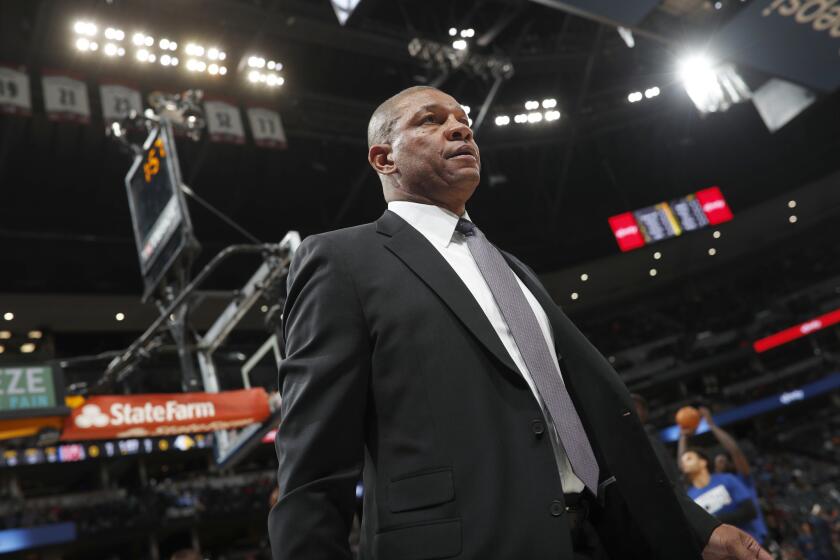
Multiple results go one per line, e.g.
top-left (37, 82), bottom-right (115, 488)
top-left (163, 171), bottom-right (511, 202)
top-left (753, 307), bottom-right (840, 353)
top-left (608, 186), bottom-right (733, 252)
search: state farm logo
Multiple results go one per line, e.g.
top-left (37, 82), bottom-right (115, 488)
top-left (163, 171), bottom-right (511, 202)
top-left (702, 200), bottom-right (726, 213)
top-left (800, 319), bottom-right (823, 334)
top-left (615, 225), bottom-right (639, 239)
top-left (75, 404), bottom-right (110, 428)
top-left (72, 399), bottom-right (217, 430)
top-left (763, 0), bottom-right (840, 43)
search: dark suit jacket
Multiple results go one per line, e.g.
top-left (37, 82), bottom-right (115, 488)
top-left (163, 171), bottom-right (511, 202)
top-left (268, 210), bottom-right (720, 560)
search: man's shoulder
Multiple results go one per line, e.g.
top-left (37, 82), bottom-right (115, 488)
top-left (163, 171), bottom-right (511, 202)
top-left (300, 221), bottom-right (381, 251)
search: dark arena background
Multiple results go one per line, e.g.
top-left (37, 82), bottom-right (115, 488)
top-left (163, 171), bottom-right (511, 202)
top-left (1, 0), bottom-right (839, 559)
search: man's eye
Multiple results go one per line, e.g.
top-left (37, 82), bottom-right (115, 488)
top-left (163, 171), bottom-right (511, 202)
top-left (422, 115), bottom-right (437, 123)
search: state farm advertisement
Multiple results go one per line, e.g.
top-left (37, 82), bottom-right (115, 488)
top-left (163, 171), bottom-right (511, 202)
top-left (60, 389), bottom-right (270, 441)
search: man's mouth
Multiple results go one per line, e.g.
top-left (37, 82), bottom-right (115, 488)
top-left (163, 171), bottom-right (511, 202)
top-left (445, 146), bottom-right (478, 162)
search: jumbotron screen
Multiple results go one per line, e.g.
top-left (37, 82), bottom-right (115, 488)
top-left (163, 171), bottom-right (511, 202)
top-left (608, 186), bottom-right (734, 252)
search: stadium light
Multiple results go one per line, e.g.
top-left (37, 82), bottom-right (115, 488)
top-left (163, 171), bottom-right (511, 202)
top-left (28, 330), bottom-right (43, 339)
top-left (678, 53), bottom-right (751, 113)
top-left (449, 27), bottom-right (457, 36)
top-left (649, 268), bottom-right (658, 277)
top-left (644, 86), bottom-right (660, 99)
top-left (115, 312), bottom-right (125, 321)
top-left (452, 39), bottom-right (467, 50)
top-left (20, 343), bottom-right (36, 353)
top-left (713, 230), bottom-right (721, 239)
top-left (245, 54), bottom-right (285, 87)
top-left (542, 98), bottom-right (557, 109)
top-left (524, 100), bottom-right (539, 110)
top-left (571, 292), bottom-right (579, 300)
top-left (74, 21), bottom-right (97, 36)
top-left (3, 312), bottom-right (13, 321)
top-left (494, 115), bottom-right (510, 126)
top-left (0, 346), bottom-right (4, 354)
top-left (527, 112), bottom-right (543, 123)
top-left (514, 114), bottom-right (527, 124)
top-left (544, 110), bottom-right (561, 121)
top-left (788, 200), bottom-right (796, 209)
top-left (708, 248), bottom-right (717, 256)
top-left (789, 215), bottom-right (798, 224)
top-left (653, 251), bottom-right (662, 260)
top-left (628, 91), bottom-right (643, 103)
top-left (580, 273), bottom-right (589, 282)
top-left (0, 330), bottom-right (10, 339)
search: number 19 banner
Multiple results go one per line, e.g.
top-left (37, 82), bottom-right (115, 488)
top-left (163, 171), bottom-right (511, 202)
top-left (247, 106), bottom-right (288, 149)
top-left (0, 65), bottom-right (32, 116)
top-left (42, 72), bottom-right (90, 123)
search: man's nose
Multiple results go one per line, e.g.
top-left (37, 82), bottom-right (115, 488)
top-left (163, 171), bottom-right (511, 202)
top-left (445, 117), bottom-right (473, 142)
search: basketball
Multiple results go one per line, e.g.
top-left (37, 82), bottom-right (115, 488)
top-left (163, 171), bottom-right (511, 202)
top-left (676, 406), bottom-right (701, 432)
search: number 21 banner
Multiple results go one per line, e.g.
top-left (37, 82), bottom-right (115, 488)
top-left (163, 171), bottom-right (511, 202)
top-left (42, 72), bottom-right (91, 123)
top-left (205, 98), bottom-right (245, 144)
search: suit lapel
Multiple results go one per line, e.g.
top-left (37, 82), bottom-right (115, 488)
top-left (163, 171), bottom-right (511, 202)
top-left (377, 211), bottom-right (520, 376)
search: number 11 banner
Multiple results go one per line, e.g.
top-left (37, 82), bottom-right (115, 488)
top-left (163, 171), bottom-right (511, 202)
top-left (247, 107), bottom-right (288, 149)
top-left (42, 72), bottom-right (90, 123)
top-left (205, 98), bottom-right (245, 144)
top-left (0, 65), bottom-right (32, 116)
top-left (100, 83), bottom-right (143, 122)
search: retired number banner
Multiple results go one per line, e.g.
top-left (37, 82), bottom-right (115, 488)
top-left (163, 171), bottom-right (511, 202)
top-left (61, 388), bottom-right (271, 441)
top-left (42, 73), bottom-right (91, 123)
top-left (247, 107), bottom-right (288, 149)
top-left (100, 83), bottom-right (143, 122)
top-left (205, 99), bottom-right (246, 144)
top-left (0, 65), bottom-right (32, 115)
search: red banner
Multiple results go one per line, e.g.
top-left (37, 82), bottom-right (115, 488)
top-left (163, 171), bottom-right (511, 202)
top-left (695, 186), bottom-right (734, 225)
top-left (753, 308), bottom-right (840, 353)
top-left (60, 389), bottom-right (270, 441)
top-left (608, 212), bottom-right (645, 252)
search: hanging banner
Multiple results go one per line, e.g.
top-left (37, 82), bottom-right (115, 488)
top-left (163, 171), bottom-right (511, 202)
top-left (205, 99), bottom-right (245, 144)
top-left (714, 0), bottom-right (840, 92)
top-left (529, 0), bottom-right (661, 27)
top-left (0, 65), bottom-right (31, 115)
top-left (60, 388), bottom-right (271, 441)
top-left (100, 83), bottom-right (143, 122)
top-left (42, 73), bottom-right (90, 123)
top-left (246, 107), bottom-right (288, 149)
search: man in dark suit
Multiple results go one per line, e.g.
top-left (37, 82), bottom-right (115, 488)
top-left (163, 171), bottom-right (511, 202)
top-left (268, 86), bottom-right (771, 560)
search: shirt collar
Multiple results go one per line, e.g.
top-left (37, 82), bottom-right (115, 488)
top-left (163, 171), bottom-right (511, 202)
top-left (387, 201), bottom-right (472, 249)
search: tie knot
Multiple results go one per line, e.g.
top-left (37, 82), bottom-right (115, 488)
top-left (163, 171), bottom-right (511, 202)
top-left (456, 218), bottom-right (476, 237)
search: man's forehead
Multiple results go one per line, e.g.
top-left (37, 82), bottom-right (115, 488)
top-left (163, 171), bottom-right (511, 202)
top-left (397, 89), bottom-right (463, 114)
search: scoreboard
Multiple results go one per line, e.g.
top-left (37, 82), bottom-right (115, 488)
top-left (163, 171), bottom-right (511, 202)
top-left (608, 186), bottom-right (734, 252)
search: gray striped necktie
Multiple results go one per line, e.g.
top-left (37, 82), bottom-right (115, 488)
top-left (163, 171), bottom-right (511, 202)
top-left (455, 218), bottom-right (600, 494)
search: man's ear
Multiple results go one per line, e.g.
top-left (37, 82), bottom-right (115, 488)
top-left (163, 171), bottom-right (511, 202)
top-left (369, 144), bottom-right (397, 175)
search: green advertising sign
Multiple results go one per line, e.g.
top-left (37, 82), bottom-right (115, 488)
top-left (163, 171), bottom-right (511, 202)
top-left (0, 366), bottom-right (57, 412)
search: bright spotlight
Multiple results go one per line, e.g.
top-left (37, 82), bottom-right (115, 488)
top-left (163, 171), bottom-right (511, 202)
top-left (73, 21), bottom-right (87, 34)
top-left (75, 37), bottom-right (90, 51)
top-left (628, 91), bottom-right (643, 103)
top-left (524, 100), bottom-right (539, 110)
top-left (542, 98), bottom-right (557, 109)
top-left (494, 115), bottom-right (510, 126)
top-left (708, 248), bottom-right (717, 256)
top-left (644, 86), bottom-right (660, 98)
top-left (137, 49), bottom-right (149, 62)
top-left (449, 27), bottom-right (457, 36)
top-left (465, 28), bottom-right (475, 38)
top-left (132, 33), bottom-right (145, 46)
top-left (148, 53), bottom-right (156, 63)
top-left (571, 292), bottom-right (579, 300)
top-left (452, 39), bottom-right (467, 50)
top-left (115, 312), bottom-right (125, 322)
top-left (544, 110), bottom-right (561, 121)
top-left (248, 70), bottom-right (260, 83)
top-left (160, 38), bottom-right (171, 50)
top-left (3, 312), bottom-right (13, 321)
top-left (788, 200), bottom-right (796, 208)
top-left (218, 65), bottom-right (225, 74)
top-left (195, 60), bottom-right (205, 71)
top-left (117, 47), bottom-right (125, 56)
top-left (649, 268), bottom-right (658, 277)
top-left (678, 53), bottom-right (750, 113)
top-left (207, 47), bottom-right (220, 60)
top-left (208, 63), bottom-right (219, 75)
top-left (104, 43), bottom-right (118, 56)
top-left (527, 112), bottom-right (543, 123)
top-left (266, 74), bottom-right (278, 86)
top-left (89, 41), bottom-right (98, 51)
top-left (580, 273), bottom-right (589, 282)
top-left (789, 215), bottom-right (798, 223)
top-left (267, 60), bottom-right (276, 70)
top-left (144, 36), bottom-right (154, 47)
top-left (514, 114), bottom-right (527, 124)
top-left (160, 54), bottom-right (171, 66)
top-left (217, 50), bottom-right (225, 60)
top-left (20, 343), bottom-right (36, 354)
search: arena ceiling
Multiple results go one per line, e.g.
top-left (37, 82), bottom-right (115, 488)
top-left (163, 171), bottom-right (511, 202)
top-left (1, 0), bottom-right (839, 303)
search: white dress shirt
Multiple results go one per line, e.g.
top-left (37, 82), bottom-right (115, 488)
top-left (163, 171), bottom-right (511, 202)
top-left (388, 201), bottom-right (585, 493)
